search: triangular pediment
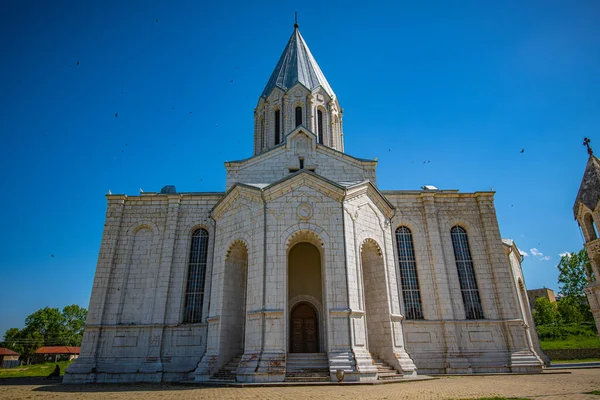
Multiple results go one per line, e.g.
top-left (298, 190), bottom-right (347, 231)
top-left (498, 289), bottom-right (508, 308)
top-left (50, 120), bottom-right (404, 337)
top-left (574, 155), bottom-right (600, 219)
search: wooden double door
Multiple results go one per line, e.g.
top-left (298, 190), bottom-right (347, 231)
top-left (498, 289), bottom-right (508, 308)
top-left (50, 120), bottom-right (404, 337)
top-left (290, 303), bottom-right (319, 353)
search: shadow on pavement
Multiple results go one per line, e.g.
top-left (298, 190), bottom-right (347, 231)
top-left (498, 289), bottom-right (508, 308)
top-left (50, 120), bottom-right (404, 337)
top-left (0, 376), bottom-right (63, 386)
top-left (31, 382), bottom-right (208, 393)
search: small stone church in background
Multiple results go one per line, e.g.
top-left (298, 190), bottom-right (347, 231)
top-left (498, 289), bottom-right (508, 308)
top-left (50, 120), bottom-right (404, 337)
top-left (573, 139), bottom-right (600, 334)
top-left (65, 24), bottom-right (545, 383)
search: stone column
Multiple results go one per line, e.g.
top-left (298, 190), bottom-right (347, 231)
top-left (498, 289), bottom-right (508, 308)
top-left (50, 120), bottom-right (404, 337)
top-left (64, 195), bottom-right (126, 383)
top-left (307, 94), bottom-right (315, 133)
top-left (421, 193), bottom-right (469, 373)
top-left (139, 195), bottom-right (181, 379)
top-left (282, 94), bottom-right (290, 137)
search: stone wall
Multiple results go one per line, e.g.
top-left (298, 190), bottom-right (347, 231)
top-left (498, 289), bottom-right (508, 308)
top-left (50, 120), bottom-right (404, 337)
top-left (544, 348), bottom-right (600, 360)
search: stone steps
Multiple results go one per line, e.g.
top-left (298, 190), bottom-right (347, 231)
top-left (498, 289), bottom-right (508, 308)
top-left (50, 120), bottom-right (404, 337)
top-left (372, 356), bottom-right (402, 380)
top-left (285, 353), bottom-right (330, 382)
top-left (209, 355), bottom-right (242, 382)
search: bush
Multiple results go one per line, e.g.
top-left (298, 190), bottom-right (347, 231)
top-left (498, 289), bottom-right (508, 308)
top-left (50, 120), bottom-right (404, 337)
top-left (537, 325), bottom-right (568, 340)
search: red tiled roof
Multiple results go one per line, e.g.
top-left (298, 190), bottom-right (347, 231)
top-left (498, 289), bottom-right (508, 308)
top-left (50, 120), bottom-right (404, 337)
top-left (34, 346), bottom-right (80, 354)
top-left (0, 347), bottom-right (19, 356)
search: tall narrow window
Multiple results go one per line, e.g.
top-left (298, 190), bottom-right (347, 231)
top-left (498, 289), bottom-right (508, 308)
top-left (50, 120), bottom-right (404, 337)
top-left (183, 228), bottom-right (209, 323)
top-left (317, 110), bottom-right (324, 144)
top-left (274, 110), bottom-right (281, 145)
top-left (396, 227), bottom-right (423, 319)
top-left (295, 106), bottom-right (302, 127)
top-left (451, 226), bottom-right (484, 319)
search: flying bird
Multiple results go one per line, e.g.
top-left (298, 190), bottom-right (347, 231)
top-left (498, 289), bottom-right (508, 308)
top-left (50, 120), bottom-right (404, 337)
top-left (50, 255), bottom-right (54, 258)
top-left (155, 19), bottom-right (158, 23)
top-left (76, 61), bottom-right (79, 66)
top-left (520, 149), bottom-right (524, 153)
top-left (115, 112), bottom-right (118, 118)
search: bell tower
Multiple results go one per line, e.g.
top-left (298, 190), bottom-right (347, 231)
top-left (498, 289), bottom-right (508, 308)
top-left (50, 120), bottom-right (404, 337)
top-left (254, 23), bottom-right (344, 155)
top-left (573, 137), bottom-right (600, 334)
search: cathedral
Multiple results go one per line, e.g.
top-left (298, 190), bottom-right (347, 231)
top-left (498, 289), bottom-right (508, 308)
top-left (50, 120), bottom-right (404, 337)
top-left (65, 24), bottom-right (545, 384)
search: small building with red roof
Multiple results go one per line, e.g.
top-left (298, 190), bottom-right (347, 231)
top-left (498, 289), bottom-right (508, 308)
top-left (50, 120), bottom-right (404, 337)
top-left (0, 347), bottom-right (20, 368)
top-left (33, 346), bottom-right (80, 364)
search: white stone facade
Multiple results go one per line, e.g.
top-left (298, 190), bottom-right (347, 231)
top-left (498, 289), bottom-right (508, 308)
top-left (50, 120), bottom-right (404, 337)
top-left (64, 26), bottom-right (544, 384)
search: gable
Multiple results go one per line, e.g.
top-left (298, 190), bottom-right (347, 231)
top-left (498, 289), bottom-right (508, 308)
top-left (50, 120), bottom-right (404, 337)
top-left (573, 155), bottom-right (600, 219)
top-left (225, 126), bottom-right (377, 190)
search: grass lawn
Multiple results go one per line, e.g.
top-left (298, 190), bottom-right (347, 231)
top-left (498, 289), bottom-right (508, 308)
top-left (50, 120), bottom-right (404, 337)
top-left (0, 360), bottom-right (73, 378)
top-left (540, 337), bottom-right (600, 350)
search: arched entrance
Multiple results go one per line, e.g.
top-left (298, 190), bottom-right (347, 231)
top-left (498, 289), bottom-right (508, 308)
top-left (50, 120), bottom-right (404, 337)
top-left (221, 241), bottom-right (248, 359)
top-left (288, 240), bottom-right (323, 353)
top-left (361, 239), bottom-right (389, 358)
top-left (290, 302), bottom-right (319, 353)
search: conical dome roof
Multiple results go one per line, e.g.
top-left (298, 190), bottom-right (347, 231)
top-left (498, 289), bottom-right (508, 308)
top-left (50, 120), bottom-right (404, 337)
top-left (261, 27), bottom-right (335, 98)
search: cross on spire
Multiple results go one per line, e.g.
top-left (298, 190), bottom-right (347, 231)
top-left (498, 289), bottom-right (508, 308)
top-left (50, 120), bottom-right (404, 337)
top-left (584, 137), bottom-right (593, 156)
top-left (294, 12), bottom-right (298, 29)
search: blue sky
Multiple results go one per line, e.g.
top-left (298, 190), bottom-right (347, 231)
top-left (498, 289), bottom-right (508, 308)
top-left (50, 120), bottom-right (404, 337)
top-left (1, 0), bottom-right (599, 338)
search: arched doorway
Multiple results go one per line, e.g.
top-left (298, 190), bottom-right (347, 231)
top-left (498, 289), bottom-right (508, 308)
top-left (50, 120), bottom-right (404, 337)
top-left (361, 239), bottom-right (389, 358)
top-left (288, 240), bottom-right (323, 353)
top-left (221, 241), bottom-right (248, 359)
top-left (290, 302), bottom-right (319, 353)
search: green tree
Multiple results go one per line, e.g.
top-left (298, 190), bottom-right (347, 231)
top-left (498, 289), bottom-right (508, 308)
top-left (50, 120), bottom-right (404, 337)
top-left (532, 297), bottom-right (561, 326)
top-left (556, 249), bottom-right (594, 324)
top-left (557, 249), bottom-right (590, 297)
top-left (557, 296), bottom-right (583, 324)
top-left (61, 304), bottom-right (87, 346)
top-left (1, 304), bottom-right (87, 363)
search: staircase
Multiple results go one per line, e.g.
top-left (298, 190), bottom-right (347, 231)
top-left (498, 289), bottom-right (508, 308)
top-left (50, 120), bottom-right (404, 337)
top-left (285, 353), bottom-right (330, 382)
top-left (372, 356), bottom-right (402, 380)
top-left (210, 355), bottom-right (241, 382)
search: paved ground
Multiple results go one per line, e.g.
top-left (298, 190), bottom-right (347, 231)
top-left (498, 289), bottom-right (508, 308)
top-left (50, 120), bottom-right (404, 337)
top-left (0, 369), bottom-right (599, 399)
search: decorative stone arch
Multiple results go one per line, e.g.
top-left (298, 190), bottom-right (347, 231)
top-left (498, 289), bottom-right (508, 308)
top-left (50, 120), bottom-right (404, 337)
top-left (283, 224), bottom-right (328, 252)
top-left (226, 238), bottom-right (249, 258)
top-left (125, 220), bottom-right (160, 236)
top-left (183, 221), bottom-right (213, 237)
top-left (360, 238), bottom-right (383, 257)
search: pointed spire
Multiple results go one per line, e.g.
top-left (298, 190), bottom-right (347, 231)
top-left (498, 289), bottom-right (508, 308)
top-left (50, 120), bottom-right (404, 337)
top-left (261, 25), bottom-right (335, 99)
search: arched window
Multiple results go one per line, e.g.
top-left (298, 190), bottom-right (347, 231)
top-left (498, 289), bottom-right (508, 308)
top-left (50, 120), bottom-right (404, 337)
top-left (295, 106), bottom-right (302, 127)
top-left (317, 110), bottom-right (324, 145)
top-left (274, 109), bottom-right (281, 145)
top-left (183, 228), bottom-right (209, 323)
top-left (584, 214), bottom-right (598, 241)
top-left (450, 226), bottom-right (484, 319)
top-left (395, 227), bottom-right (423, 319)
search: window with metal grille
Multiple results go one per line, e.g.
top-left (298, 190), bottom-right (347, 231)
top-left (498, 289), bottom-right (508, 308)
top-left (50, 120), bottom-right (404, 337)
top-left (450, 226), bottom-right (484, 319)
top-left (274, 110), bottom-right (281, 145)
top-left (395, 227), bottom-right (424, 319)
top-left (183, 228), bottom-right (209, 323)
top-left (295, 106), bottom-right (302, 127)
top-left (317, 110), bottom-right (324, 144)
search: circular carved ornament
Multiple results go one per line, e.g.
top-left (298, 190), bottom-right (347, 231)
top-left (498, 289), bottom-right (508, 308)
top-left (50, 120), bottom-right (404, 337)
top-left (297, 203), bottom-right (313, 220)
